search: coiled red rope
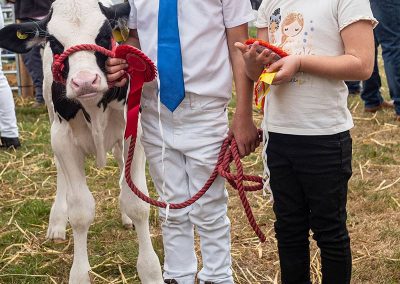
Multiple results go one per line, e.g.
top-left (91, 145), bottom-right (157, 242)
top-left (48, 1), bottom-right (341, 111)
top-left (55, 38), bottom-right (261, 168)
top-left (125, 133), bottom-right (266, 242)
top-left (52, 41), bottom-right (267, 243)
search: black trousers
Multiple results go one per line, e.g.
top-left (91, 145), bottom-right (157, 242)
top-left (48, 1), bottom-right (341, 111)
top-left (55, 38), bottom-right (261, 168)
top-left (267, 131), bottom-right (352, 284)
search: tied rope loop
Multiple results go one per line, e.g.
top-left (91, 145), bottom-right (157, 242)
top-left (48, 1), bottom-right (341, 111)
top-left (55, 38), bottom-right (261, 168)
top-left (124, 130), bottom-right (267, 243)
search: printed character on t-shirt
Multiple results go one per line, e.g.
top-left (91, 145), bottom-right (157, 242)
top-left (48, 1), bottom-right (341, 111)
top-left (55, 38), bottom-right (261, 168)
top-left (280, 12), bottom-right (304, 52)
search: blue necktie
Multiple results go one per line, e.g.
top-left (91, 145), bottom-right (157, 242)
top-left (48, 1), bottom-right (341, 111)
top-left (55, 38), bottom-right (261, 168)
top-left (157, 0), bottom-right (185, 112)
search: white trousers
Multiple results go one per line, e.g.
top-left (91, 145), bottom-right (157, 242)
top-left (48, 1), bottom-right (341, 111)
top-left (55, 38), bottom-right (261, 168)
top-left (0, 49), bottom-right (19, 138)
top-left (140, 89), bottom-right (233, 284)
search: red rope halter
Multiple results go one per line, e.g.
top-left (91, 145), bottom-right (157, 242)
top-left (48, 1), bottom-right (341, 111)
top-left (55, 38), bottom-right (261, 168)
top-left (52, 44), bottom-right (114, 84)
top-left (51, 41), bottom-right (267, 242)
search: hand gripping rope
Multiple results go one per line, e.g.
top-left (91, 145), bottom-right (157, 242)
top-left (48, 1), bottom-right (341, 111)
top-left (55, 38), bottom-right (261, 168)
top-left (52, 41), bottom-right (267, 242)
top-left (245, 38), bottom-right (289, 110)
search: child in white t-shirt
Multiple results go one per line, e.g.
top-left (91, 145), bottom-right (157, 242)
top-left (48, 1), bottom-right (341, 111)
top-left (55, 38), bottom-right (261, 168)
top-left (237, 0), bottom-right (377, 283)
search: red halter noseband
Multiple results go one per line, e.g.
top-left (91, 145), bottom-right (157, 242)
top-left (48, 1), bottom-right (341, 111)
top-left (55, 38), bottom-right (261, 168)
top-left (52, 43), bottom-right (115, 85)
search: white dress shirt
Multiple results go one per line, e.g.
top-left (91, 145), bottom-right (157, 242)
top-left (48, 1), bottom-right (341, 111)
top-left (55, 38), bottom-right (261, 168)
top-left (128, 0), bottom-right (254, 99)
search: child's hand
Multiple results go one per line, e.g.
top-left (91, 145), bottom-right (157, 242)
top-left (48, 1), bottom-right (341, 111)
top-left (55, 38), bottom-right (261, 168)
top-left (266, 55), bottom-right (301, 85)
top-left (235, 41), bottom-right (281, 81)
top-left (235, 41), bottom-right (279, 67)
top-left (106, 58), bottom-right (129, 87)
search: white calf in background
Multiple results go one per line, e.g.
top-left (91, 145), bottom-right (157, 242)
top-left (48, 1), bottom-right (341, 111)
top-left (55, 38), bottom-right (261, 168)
top-left (0, 1), bottom-right (163, 283)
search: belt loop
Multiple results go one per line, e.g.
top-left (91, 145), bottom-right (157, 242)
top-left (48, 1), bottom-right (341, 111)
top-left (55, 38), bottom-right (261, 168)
top-left (188, 92), bottom-right (198, 109)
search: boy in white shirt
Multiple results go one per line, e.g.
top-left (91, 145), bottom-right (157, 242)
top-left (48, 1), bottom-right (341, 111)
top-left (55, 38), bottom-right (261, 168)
top-left (237, 0), bottom-right (377, 283)
top-left (107, 0), bottom-right (259, 283)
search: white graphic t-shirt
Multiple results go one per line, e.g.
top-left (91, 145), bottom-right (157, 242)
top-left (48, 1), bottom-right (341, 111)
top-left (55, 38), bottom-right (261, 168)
top-left (255, 0), bottom-right (377, 135)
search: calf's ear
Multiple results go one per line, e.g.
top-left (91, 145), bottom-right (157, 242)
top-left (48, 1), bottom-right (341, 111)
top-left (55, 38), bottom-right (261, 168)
top-left (99, 2), bottom-right (130, 29)
top-left (0, 13), bottom-right (51, 53)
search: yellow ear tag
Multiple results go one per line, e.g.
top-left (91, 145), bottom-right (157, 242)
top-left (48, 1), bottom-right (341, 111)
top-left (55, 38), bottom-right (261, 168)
top-left (112, 29), bottom-right (124, 43)
top-left (120, 26), bottom-right (129, 42)
top-left (16, 31), bottom-right (28, 40)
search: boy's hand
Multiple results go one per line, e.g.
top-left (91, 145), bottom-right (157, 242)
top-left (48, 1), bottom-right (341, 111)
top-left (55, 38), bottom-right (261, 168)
top-left (235, 41), bottom-right (279, 81)
top-left (235, 41), bottom-right (280, 66)
top-left (106, 58), bottom-right (129, 87)
top-left (266, 55), bottom-right (301, 85)
top-left (230, 114), bottom-right (260, 158)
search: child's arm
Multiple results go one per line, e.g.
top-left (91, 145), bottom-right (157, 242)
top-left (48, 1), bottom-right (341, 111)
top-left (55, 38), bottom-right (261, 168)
top-left (227, 24), bottom-right (260, 157)
top-left (106, 29), bottom-right (141, 87)
top-left (268, 21), bottom-right (375, 84)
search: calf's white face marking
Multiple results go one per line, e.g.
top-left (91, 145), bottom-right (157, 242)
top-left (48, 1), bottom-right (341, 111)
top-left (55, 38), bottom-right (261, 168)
top-left (48, 1), bottom-right (112, 100)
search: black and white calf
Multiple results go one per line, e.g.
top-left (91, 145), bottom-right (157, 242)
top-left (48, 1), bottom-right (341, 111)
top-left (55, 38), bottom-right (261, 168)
top-left (0, 1), bottom-right (163, 283)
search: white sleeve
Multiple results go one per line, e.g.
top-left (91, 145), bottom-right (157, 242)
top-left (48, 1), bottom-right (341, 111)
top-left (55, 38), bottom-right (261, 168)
top-left (222, 0), bottom-right (254, 28)
top-left (0, 6), bottom-right (4, 30)
top-left (254, 0), bottom-right (269, 28)
top-left (128, 0), bottom-right (138, 29)
top-left (337, 0), bottom-right (378, 31)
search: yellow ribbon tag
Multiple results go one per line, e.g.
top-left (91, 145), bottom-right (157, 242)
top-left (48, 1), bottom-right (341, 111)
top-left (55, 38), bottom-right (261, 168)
top-left (254, 71), bottom-right (277, 110)
top-left (259, 72), bottom-right (276, 85)
top-left (16, 30), bottom-right (28, 40)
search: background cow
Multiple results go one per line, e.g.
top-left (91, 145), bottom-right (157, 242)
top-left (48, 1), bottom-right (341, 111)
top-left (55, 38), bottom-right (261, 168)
top-left (0, 1), bottom-right (163, 283)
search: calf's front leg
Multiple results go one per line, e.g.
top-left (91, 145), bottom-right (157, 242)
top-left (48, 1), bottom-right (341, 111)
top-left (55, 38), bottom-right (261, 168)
top-left (113, 140), bottom-right (134, 229)
top-left (52, 124), bottom-right (95, 284)
top-left (47, 157), bottom-right (69, 241)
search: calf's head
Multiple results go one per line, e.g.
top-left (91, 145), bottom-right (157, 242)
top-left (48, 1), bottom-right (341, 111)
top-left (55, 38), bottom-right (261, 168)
top-left (0, 0), bottom-right (130, 101)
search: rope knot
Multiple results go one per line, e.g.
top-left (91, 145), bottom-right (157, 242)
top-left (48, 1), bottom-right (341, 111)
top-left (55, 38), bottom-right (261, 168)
top-left (52, 54), bottom-right (66, 84)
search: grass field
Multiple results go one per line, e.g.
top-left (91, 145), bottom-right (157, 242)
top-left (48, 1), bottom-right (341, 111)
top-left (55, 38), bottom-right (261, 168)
top-left (1, 71), bottom-right (399, 282)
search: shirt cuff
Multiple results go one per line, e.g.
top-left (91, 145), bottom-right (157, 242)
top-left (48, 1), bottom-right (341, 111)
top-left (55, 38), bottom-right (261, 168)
top-left (339, 16), bottom-right (378, 31)
top-left (225, 13), bottom-right (255, 29)
top-left (128, 19), bottom-right (137, 30)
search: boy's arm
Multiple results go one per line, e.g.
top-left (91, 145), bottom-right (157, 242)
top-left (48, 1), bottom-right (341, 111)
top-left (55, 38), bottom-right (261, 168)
top-left (268, 20), bottom-right (375, 84)
top-left (124, 29), bottom-right (141, 49)
top-left (227, 24), bottom-right (260, 157)
top-left (106, 29), bottom-right (140, 87)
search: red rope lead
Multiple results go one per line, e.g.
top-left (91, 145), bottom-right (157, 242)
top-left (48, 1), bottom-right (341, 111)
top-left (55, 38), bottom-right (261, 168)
top-left (125, 134), bottom-right (267, 243)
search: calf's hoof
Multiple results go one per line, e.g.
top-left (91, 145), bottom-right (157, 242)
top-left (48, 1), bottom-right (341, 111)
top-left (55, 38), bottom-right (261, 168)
top-left (69, 268), bottom-right (92, 284)
top-left (124, 223), bottom-right (135, 230)
top-left (46, 225), bottom-right (66, 242)
top-left (121, 214), bottom-right (134, 230)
